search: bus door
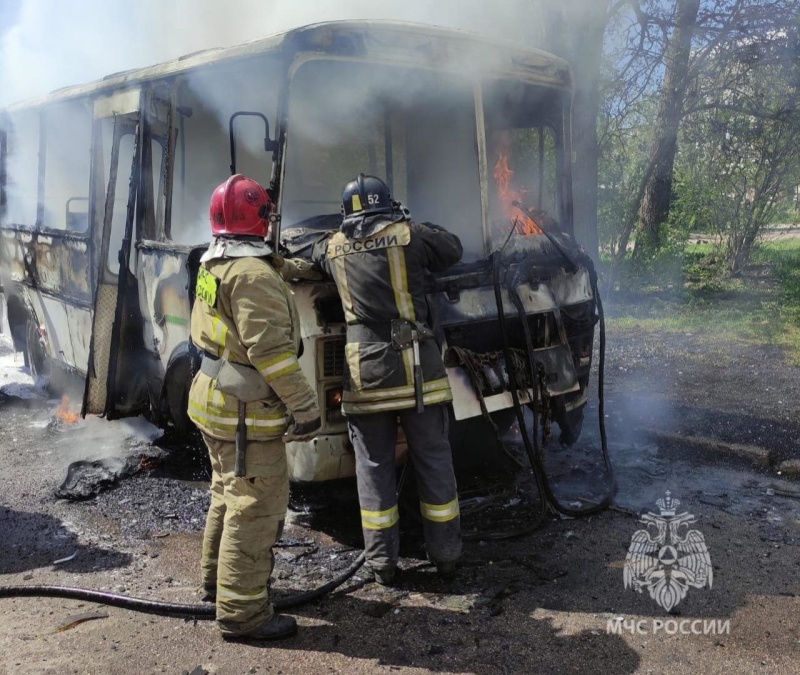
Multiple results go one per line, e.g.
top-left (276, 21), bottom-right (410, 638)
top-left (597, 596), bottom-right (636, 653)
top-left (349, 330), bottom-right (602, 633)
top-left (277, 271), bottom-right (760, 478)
top-left (134, 93), bottom-right (196, 416)
top-left (82, 90), bottom-right (148, 418)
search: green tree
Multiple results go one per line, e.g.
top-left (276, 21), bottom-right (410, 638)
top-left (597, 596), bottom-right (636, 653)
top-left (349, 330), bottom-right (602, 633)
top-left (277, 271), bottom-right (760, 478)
top-left (602, 0), bottom-right (798, 266)
top-left (676, 20), bottom-right (800, 272)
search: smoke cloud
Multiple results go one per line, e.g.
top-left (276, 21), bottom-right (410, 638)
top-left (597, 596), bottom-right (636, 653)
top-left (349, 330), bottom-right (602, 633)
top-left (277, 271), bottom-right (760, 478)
top-left (0, 0), bottom-right (549, 108)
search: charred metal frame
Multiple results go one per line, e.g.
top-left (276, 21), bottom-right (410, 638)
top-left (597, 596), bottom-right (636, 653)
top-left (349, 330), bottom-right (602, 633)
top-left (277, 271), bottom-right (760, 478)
top-left (103, 93), bottom-right (144, 417)
top-left (0, 126), bottom-right (6, 217)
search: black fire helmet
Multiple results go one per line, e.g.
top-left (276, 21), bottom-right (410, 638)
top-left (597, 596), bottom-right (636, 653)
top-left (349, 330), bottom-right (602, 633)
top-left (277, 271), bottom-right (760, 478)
top-left (341, 173), bottom-right (393, 220)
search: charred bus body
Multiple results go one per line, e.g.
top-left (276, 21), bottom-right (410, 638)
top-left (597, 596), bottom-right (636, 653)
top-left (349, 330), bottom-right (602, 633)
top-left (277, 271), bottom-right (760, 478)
top-left (0, 21), bottom-right (596, 482)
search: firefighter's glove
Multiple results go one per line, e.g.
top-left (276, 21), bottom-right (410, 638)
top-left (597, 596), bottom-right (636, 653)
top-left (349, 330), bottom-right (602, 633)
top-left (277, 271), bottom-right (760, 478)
top-left (285, 409), bottom-right (322, 442)
top-left (279, 258), bottom-right (325, 282)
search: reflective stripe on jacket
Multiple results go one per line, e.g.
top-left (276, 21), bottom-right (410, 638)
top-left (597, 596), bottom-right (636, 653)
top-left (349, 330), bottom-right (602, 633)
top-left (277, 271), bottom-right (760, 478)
top-left (314, 219), bottom-right (463, 415)
top-left (188, 254), bottom-right (318, 440)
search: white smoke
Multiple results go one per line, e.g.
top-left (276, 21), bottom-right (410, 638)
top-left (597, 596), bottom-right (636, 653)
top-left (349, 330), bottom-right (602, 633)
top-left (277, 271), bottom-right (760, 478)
top-left (0, 0), bottom-right (548, 108)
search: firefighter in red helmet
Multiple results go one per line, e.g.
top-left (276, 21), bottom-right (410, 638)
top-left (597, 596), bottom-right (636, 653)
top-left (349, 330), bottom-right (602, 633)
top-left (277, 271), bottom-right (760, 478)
top-left (313, 173), bottom-right (463, 584)
top-left (188, 174), bottom-right (320, 641)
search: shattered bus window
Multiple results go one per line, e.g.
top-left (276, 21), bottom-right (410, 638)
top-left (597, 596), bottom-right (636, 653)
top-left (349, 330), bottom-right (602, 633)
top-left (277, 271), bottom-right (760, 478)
top-left (0, 110), bottom-right (39, 228)
top-left (42, 100), bottom-right (92, 233)
top-left (484, 79), bottom-right (564, 246)
top-left (282, 60), bottom-right (484, 260)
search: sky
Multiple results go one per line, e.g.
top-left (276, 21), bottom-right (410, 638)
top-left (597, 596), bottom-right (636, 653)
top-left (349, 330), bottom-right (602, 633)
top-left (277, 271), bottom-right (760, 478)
top-left (0, 0), bottom-right (549, 107)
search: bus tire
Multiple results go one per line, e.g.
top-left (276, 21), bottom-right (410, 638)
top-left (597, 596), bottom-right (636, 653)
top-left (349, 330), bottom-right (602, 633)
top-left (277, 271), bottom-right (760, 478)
top-left (162, 343), bottom-right (200, 438)
top-left (25, 318), bottom-right (50, 386)
top-left (165, 370), bottom-right (194, 437)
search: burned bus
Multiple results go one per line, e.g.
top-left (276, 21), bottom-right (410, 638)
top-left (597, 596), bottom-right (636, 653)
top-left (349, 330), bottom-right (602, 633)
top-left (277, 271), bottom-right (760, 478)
top-left (0, 20), bottom-right (598, 483)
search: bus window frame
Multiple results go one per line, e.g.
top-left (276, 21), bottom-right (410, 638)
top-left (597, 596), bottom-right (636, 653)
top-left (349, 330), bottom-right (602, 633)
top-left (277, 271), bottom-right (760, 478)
top-left (39, 98), bottom-right (94, 236)
top-left (481, 77), bottom-right (573, 240)
top-left (278, 54), bottom-right (486, 248)
top-left (277, 53), bottom-right (574, 258)
top-left (166, 54), bottom-right (282, 247)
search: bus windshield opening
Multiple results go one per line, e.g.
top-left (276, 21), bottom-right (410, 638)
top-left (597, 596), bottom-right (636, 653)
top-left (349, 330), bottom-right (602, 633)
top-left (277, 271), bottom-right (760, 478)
top-left (282, 60), bottom-right (483, 261)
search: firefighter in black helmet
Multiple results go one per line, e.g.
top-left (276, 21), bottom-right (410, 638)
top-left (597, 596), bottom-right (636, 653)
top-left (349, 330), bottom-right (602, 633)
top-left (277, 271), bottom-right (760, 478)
top-left (313, 173), bottom-right (463, 583)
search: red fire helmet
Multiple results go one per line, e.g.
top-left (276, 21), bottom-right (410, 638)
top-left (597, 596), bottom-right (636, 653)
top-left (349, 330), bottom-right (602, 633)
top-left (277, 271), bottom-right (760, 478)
top-left (208, 174), bottom-right (271, 238)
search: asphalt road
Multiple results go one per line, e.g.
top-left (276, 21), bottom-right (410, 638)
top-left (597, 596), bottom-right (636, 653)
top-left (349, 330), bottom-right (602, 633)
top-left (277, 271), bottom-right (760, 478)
top-left (0, 329), bottom-right (798, 674)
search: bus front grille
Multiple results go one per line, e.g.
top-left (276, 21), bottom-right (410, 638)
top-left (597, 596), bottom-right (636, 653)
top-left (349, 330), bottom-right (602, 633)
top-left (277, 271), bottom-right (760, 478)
top-left (322, 338), bottom-right (346, 378)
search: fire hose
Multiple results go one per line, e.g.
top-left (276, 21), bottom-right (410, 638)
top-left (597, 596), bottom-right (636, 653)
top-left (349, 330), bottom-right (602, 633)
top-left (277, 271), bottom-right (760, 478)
top-left (489, 214), bottom-right (616, 519)
top-left (0, 553), bottom-right (366, 619)
top-left (490, 251), bottom-right (552, 529)
top-left (0, 467), bottom-right (419, 619)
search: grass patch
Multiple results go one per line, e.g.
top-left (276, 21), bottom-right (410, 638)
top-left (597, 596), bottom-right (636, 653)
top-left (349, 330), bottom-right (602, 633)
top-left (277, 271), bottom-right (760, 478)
top-left (605, 240), bottom-right (800, 361)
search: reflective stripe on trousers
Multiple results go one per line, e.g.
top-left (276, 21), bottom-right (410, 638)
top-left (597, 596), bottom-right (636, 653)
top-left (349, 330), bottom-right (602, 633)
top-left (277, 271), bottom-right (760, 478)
top-left (361, 504), bottom-right (400, 530)
top-left (420, 497), bottom-right (460, 523)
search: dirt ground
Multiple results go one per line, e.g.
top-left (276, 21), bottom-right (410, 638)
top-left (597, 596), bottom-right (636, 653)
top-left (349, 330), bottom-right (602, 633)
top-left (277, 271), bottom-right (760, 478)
top-left (0, 304), bottom-right (798, 674)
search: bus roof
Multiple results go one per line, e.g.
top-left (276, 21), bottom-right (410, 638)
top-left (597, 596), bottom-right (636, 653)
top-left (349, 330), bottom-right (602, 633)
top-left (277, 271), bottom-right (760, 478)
top-left (2, 20), bottom-right (572, 112)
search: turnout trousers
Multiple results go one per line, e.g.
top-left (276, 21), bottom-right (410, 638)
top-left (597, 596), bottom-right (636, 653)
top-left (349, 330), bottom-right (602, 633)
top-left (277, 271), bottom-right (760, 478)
top-left (348, 404), bottom-right (462, 573)
top-left (199, 434), bottom-right (289, 634)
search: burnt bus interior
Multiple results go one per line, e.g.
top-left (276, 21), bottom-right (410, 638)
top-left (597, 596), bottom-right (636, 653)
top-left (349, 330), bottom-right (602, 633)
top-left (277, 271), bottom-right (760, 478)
top-left (0, 55), bottom-right (285, 425)
top-left (1, 27), bottom-right (596, 456)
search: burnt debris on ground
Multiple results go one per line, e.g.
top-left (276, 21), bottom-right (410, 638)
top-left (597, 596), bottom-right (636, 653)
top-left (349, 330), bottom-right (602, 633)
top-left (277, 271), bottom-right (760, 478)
top-left (1, 317), bottom-right (798, 612)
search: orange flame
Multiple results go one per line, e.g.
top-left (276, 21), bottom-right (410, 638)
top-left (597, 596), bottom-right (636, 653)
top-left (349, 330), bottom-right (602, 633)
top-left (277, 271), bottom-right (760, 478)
top-left (139, 455), bottom-right (160, 471)
top-left (55, 395), bottom-right (79, 424)
top-left (493, 135), bottom-right (541, 235)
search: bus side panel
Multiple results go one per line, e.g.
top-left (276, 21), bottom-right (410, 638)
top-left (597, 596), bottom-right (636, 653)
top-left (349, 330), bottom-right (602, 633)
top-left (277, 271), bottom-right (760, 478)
top-left (32, 233), bottom-right (92, 301)
top-left (138, 245), bottom-right (192, 372)
top-left (65, 303), bottom-right (92, 373)
top-left (31, 232), bottom-right (93, 370)
top-left (0, 228), bottom-right (76, 369)
top-left (0, 228), bottom-right (34, 285)
top-left (60, 236), bottom-right (93, 299)
top-left (35, 295), bottom-right (74, 366)
top-left (136, 244), bottom-right (198, 428)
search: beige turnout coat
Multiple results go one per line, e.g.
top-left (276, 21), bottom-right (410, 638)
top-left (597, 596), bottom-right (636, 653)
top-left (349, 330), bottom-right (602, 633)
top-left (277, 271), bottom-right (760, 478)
top-left (188, 251), bottom-right (318, 441)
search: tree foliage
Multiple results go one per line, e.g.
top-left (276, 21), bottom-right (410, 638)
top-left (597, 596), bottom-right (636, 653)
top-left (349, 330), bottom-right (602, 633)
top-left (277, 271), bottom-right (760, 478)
top-left (599, 0), bottom-right (800, 274)
top-left (677, 24), bottom-right (800, 272)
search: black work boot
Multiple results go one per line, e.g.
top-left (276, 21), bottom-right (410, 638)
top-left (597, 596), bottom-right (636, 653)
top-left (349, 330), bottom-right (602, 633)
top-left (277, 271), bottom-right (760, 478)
top-left (436, 561), bottom-right (457, 580)
top-left (221, 614), bottom-right (298, 641)
top-left (367, 565), bottom-right (397, 586)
